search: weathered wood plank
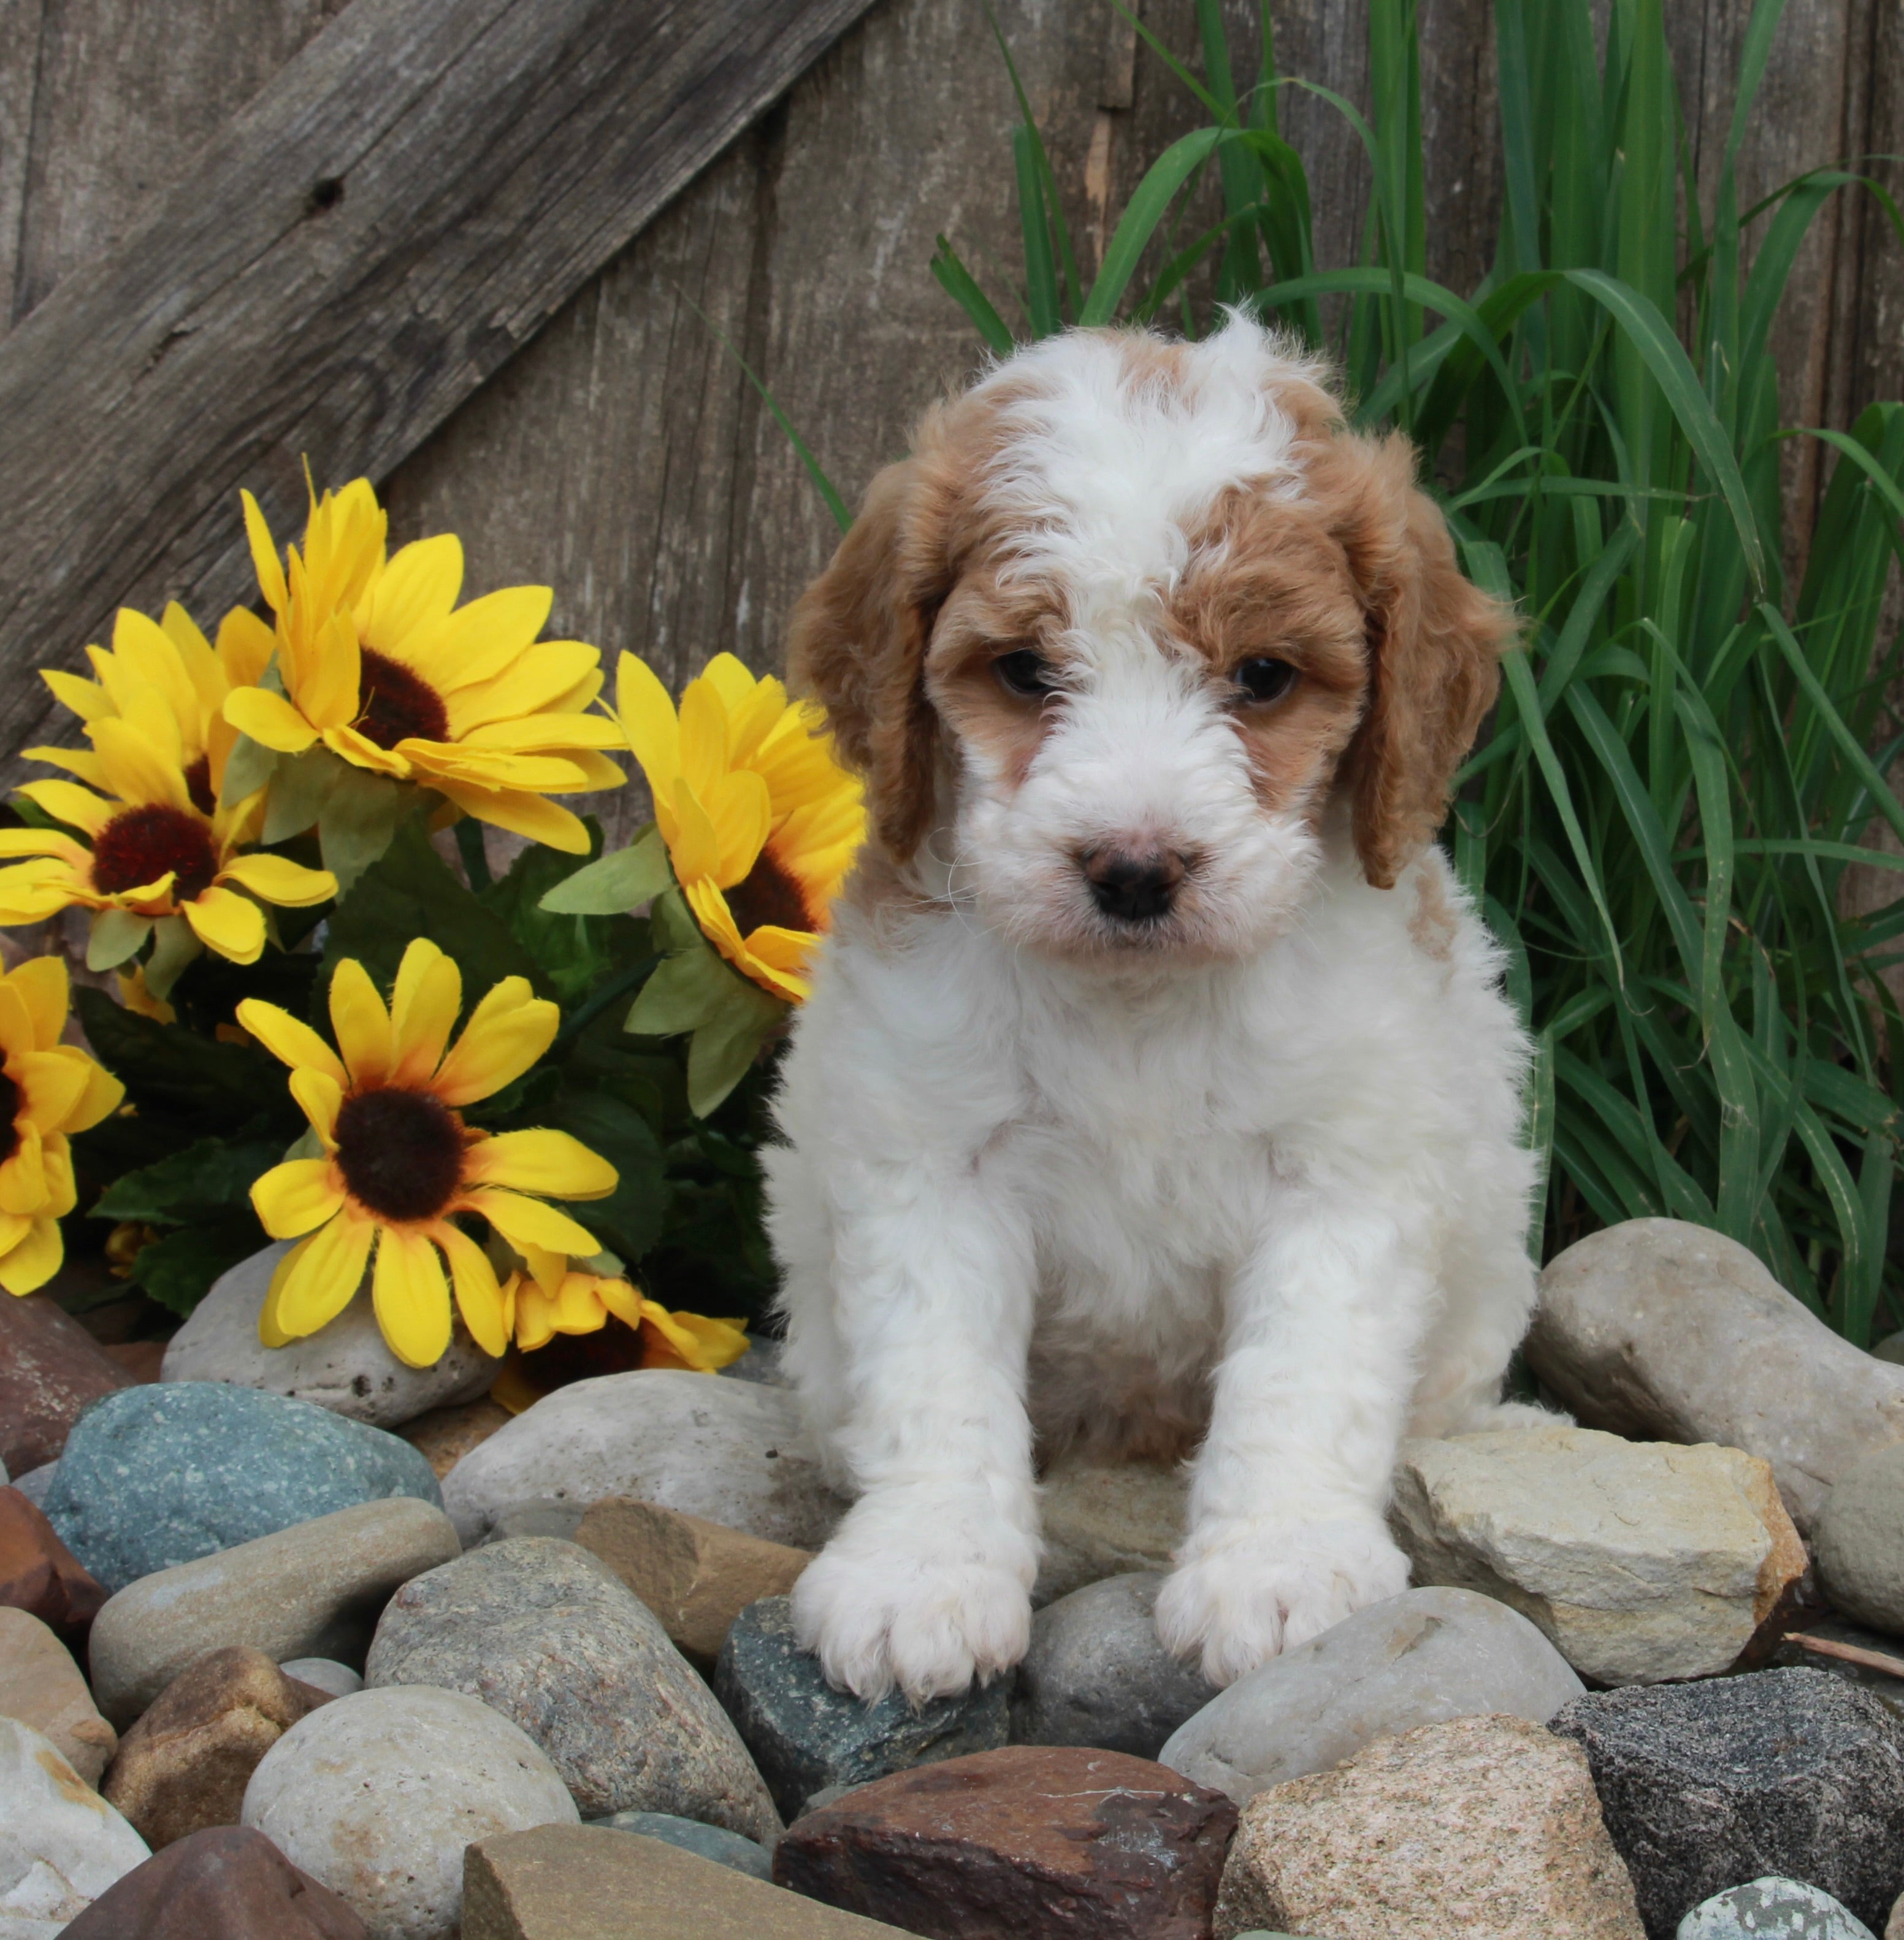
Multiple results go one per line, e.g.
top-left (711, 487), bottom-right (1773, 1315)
top-left (0, 0), bottom-right (879, 772)
top-left (8, 0), bottom-right (345, 326)
top-left (0, 0), bottom-right (47, 319)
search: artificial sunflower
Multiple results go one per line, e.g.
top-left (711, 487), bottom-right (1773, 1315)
top-left (0, 956), bottom-right (125, 1295)
top-left (239, 938), bottom-right (618, 1368)
top-left (611, 652), bottom-right (865, 1000)
top-left (29, 601), bottom-right (270, 815)
top-left (0, 686), bottom-right (337, 967)
top-left (506, 1240), bottom-right (749, 1367)
top-left (223, 479), bottom-right (627, 853)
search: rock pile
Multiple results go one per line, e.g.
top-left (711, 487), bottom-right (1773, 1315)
top-left (4, 1220), bottom-right (1904, 1939)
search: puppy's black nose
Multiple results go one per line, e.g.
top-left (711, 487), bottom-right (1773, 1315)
top-left (1084, 848), bottom-right (1185, 922)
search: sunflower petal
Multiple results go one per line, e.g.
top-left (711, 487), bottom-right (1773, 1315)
top-left (0, 1125), bottom-right (47, 1216)
top-left (243, 490), bottom-right (290, 613)
top-left (251, 1157), bottom-right (345, 1236)
top-left (432, 1219), bottom-right (510, 1359)
top-left (269, 1212), bottom-right (374, 1340)
top-left (290, 1067), bottom-right (343, 1146)
top-left (364, 534), bottom-right (463, 652)
top-left (15, 780), bottom-right (114, 837)
top-left (458, 1186), bottom-right (599, 1258)
top-left (429, 782), bottom-right (592, 853)
top-left (432, 980), bottom-right (557, 1106)
top-left (329, 957), bottom-right (393, 1088)
top-left (0, 1216), bottom-right (63, 1295)
top-left (224, 685), bottom-right (319, 754)
top-left (11, 1051), bottom-right (89, 1137)
top-left (5, 957), bottom-right (69, 1050)
top-left (390, 940), bottom-right (462, 1086)
top-left (219, 851), bottom-right (338, 908)
top-left (182, 884), bottom-right (266, 964)
top-left (461, 1129), bottom-right (617, 1200)
top-left (235, 999), bottom-right (348, 1087)
top-left (52, 1047), bottom-right (125, 1134)
top-left (372, 1224), bottom-right (453, 1368)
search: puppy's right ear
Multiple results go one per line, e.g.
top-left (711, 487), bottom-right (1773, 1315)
top-left (787, 447), bottom-right (949, 862)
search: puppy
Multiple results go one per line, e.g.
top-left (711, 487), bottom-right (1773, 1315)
top-left (763, 313), bottom-right (1542, 1703)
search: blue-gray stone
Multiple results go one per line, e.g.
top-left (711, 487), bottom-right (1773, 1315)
top-left (586, 1810), bottom-right (773, 1879)
top-left (42, 1382), bottom-right (442, 1592)
top-left (713, 1595), bottom-right (1011, 1821)
top-left (1677, 1877), bottom-right (1876, 1940)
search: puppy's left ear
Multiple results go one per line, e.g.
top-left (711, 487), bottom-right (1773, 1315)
top-left (1325, 429), bottom-right (1516, 889)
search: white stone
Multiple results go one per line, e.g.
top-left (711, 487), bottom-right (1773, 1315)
top-left (1678, 1876), bottom-right (1877, 1940)
top-left (0, 1717), bottom-right (148, 1930)
top-left (1160, 1585), bottom-right (1583, 1803)
top-left (1528, 1219), bottom-right (1904, 1532)
top-left (88, 1497), bottom-right (461, 1727)
top-left (241, 1684), bottom-right (577, 1940)
top-left (440, 1370), bottom-right (846, 1550)
top-left (279, 1657), bottom-right (364, 1698)
top-left (163, 1241), bottom-right (499, 1428)
top-left (1391, 1426), bottom-right (1807, 1685)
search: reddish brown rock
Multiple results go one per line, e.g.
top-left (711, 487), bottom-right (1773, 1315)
top-left (774, 1744), bottom-right (1237, 1940)
top-left (102, 1340), bottom-right (168, 1384)
top-left (0, 1290), bottom-right (134, 1473)
top-left (0, 1483), bottom-right (109, 1639)
top-left (59, 1824), bottom-right (368, 1939)
top-left (104, 1646), bottom-right (333, 1849)
top-left (397, 1397), bottom-right (513, 1479)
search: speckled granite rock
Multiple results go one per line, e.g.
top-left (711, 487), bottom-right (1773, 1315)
top-left (716, 1596), bottom-right (1010, 1821)
top-left (1816, 1444), bottom-right (1904, 1638)
top-left (367, 1538), bottom-right (778, 1841)
top-left (43, 1384), bottom-right (442, 1592)
top-left (1550, 1669), bottom-right (1904, 1937)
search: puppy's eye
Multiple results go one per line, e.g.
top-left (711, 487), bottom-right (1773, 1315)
top-left (995, 648), bottom-right (1055, 698)
top-left (1233, 656), bottom-right (1297, 705)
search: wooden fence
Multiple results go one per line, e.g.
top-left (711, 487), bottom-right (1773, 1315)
top-left (2, 0), bottom-right (1899, 848)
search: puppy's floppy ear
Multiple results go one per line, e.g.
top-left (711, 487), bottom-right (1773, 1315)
top-left (787, 440), bottom-right (951, 862)
top-left (1324, 428), bottom-right (1516, 889)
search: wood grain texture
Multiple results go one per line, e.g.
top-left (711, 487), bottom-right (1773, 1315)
top-left (0, 0), bottom-right (879, 774)
top-left (0, 0), bottom-right (47, 318)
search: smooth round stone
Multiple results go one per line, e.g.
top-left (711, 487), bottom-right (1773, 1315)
top-left (162, 1243), bottom-right (498, 1430)
top-left (1011, 1572), bottom-right (1217, 1758)
top-left (0, 1716), bottom-right (149, 1928)
top-left (277, 1659), bottom-right (363, 1699)
top-left (585, 1810), bottom-right (773, 1879)
top-left (43, 1384), bottom-right (442, 1593)
top-left (1678, 1876), bottom-right (1877, 1940)
top-left (1160, 1585), bottom-right (1585, 1804)
top-left (240, 1685), bottom-right (576, 1940)
top-left (1816, 1445), bottom-right (1904, 1638)
top-left (366, 1538), bottom-right (778, 1841)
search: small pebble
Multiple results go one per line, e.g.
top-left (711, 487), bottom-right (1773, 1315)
top-left (277, 1659), bottom-right (362, 1699)
top-left (585, 1809), bottom-right (773, 1879)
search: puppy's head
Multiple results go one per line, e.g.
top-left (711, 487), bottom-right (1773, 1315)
top-left (789, 315), bottom-right (1512, 962)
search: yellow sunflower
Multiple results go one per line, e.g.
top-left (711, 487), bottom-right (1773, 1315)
top-left (28, 601), bottom-right (272, 816)
top-left (0, 687), bottom-right (337, 965)
top-left (0, 956), bottom-right (126, 1295)
top-left (239, 938), bottom-right (618, 1368)
top-left (611, 653), bottom-right (865, 1000)
top-left (506, 1240), bottom-right (749, 1367)
top-left (223, 479), bottom-right (626, 853)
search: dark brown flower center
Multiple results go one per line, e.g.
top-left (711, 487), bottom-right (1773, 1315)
top-left (91, 805), bottom-right (220, 900)
top-left (355, 648), bottom-right (449, 750)
top-left (725, 843), bottom-right (816, 938)
top-left (183, 754), bottom-right (216, 817)
top-left (0, 1072), bottom-right (20, 1165)
top-left (334, 1087), bottom-right (466, 1223)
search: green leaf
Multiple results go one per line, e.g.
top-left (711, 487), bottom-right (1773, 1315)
top-left (538, 827), bottom-right (671, 916)
top-left (262, 744), bottom-right (347, 845)
top-left (75, 986), bottom-right (289, 1128)
top-left (538, 1088), bottom-right (669, 1262)
top-left (94, 1137), bottom-right (283, 1224)
top-left (218, 733), bottom-right (280, 808)
top-left (143, 915), bottom-right (203, 1001)
top-left (321, 816), bottom-right (541, 1003)
top-left (316, 768), bottom-right (413, 897)
top-left (85, 909), bottom-right (151, 972)
top-left (625, 946), bottom-right (733, 1038)
top-left (1082, 129), bottom-right (1227, 326)
top-left (131, 1219), bottom-right (266, 1318)
top-left (687, 980), bottom-right (785, 1120)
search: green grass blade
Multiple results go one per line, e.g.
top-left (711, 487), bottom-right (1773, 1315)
top-left (930, 236), bottom-right (1015, 356)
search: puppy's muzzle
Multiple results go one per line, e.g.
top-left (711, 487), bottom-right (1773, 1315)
top-left (1082, 846), bottom-right (1188, 924)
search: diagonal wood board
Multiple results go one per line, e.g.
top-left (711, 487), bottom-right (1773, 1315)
top-left (0, 0), bottom-right (878, 762)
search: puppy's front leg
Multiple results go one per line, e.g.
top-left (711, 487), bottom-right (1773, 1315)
top-left (791, 1160), bottom-right (1039, 1703)
top-left (1155, 1182), bottom-right (1425, 1686)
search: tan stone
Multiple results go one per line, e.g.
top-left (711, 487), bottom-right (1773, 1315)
top-left (463, 1825), bottom-right (915, 1939)
top-left (104, 1645), bottom-right (331, 1849)
top-left (1213, 1711), bottom-right (1645, 1940)
top-left (1391, 1427), bottom-right (1807, 1684)
top-left (0, 1606), bottom-right (116, 1784)
top-left (1034, 1459), bottom-right (1187, 1605)
top-left (398, 1398), bottom-right (513, 1479)
top-left (1887, 1888), bottom-right (1903, 1940)
top-left (574, 1497), bottom-right (810, 1663)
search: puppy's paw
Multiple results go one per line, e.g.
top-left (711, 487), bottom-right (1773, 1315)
top-left (792, 1512), bottom-right (1035, 1704)
top-left (1155, 1514), bottom-right (1410, 1687)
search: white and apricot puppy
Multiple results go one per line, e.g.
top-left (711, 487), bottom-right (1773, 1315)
top-left (763, 313), bottom-right (1542, 1703)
